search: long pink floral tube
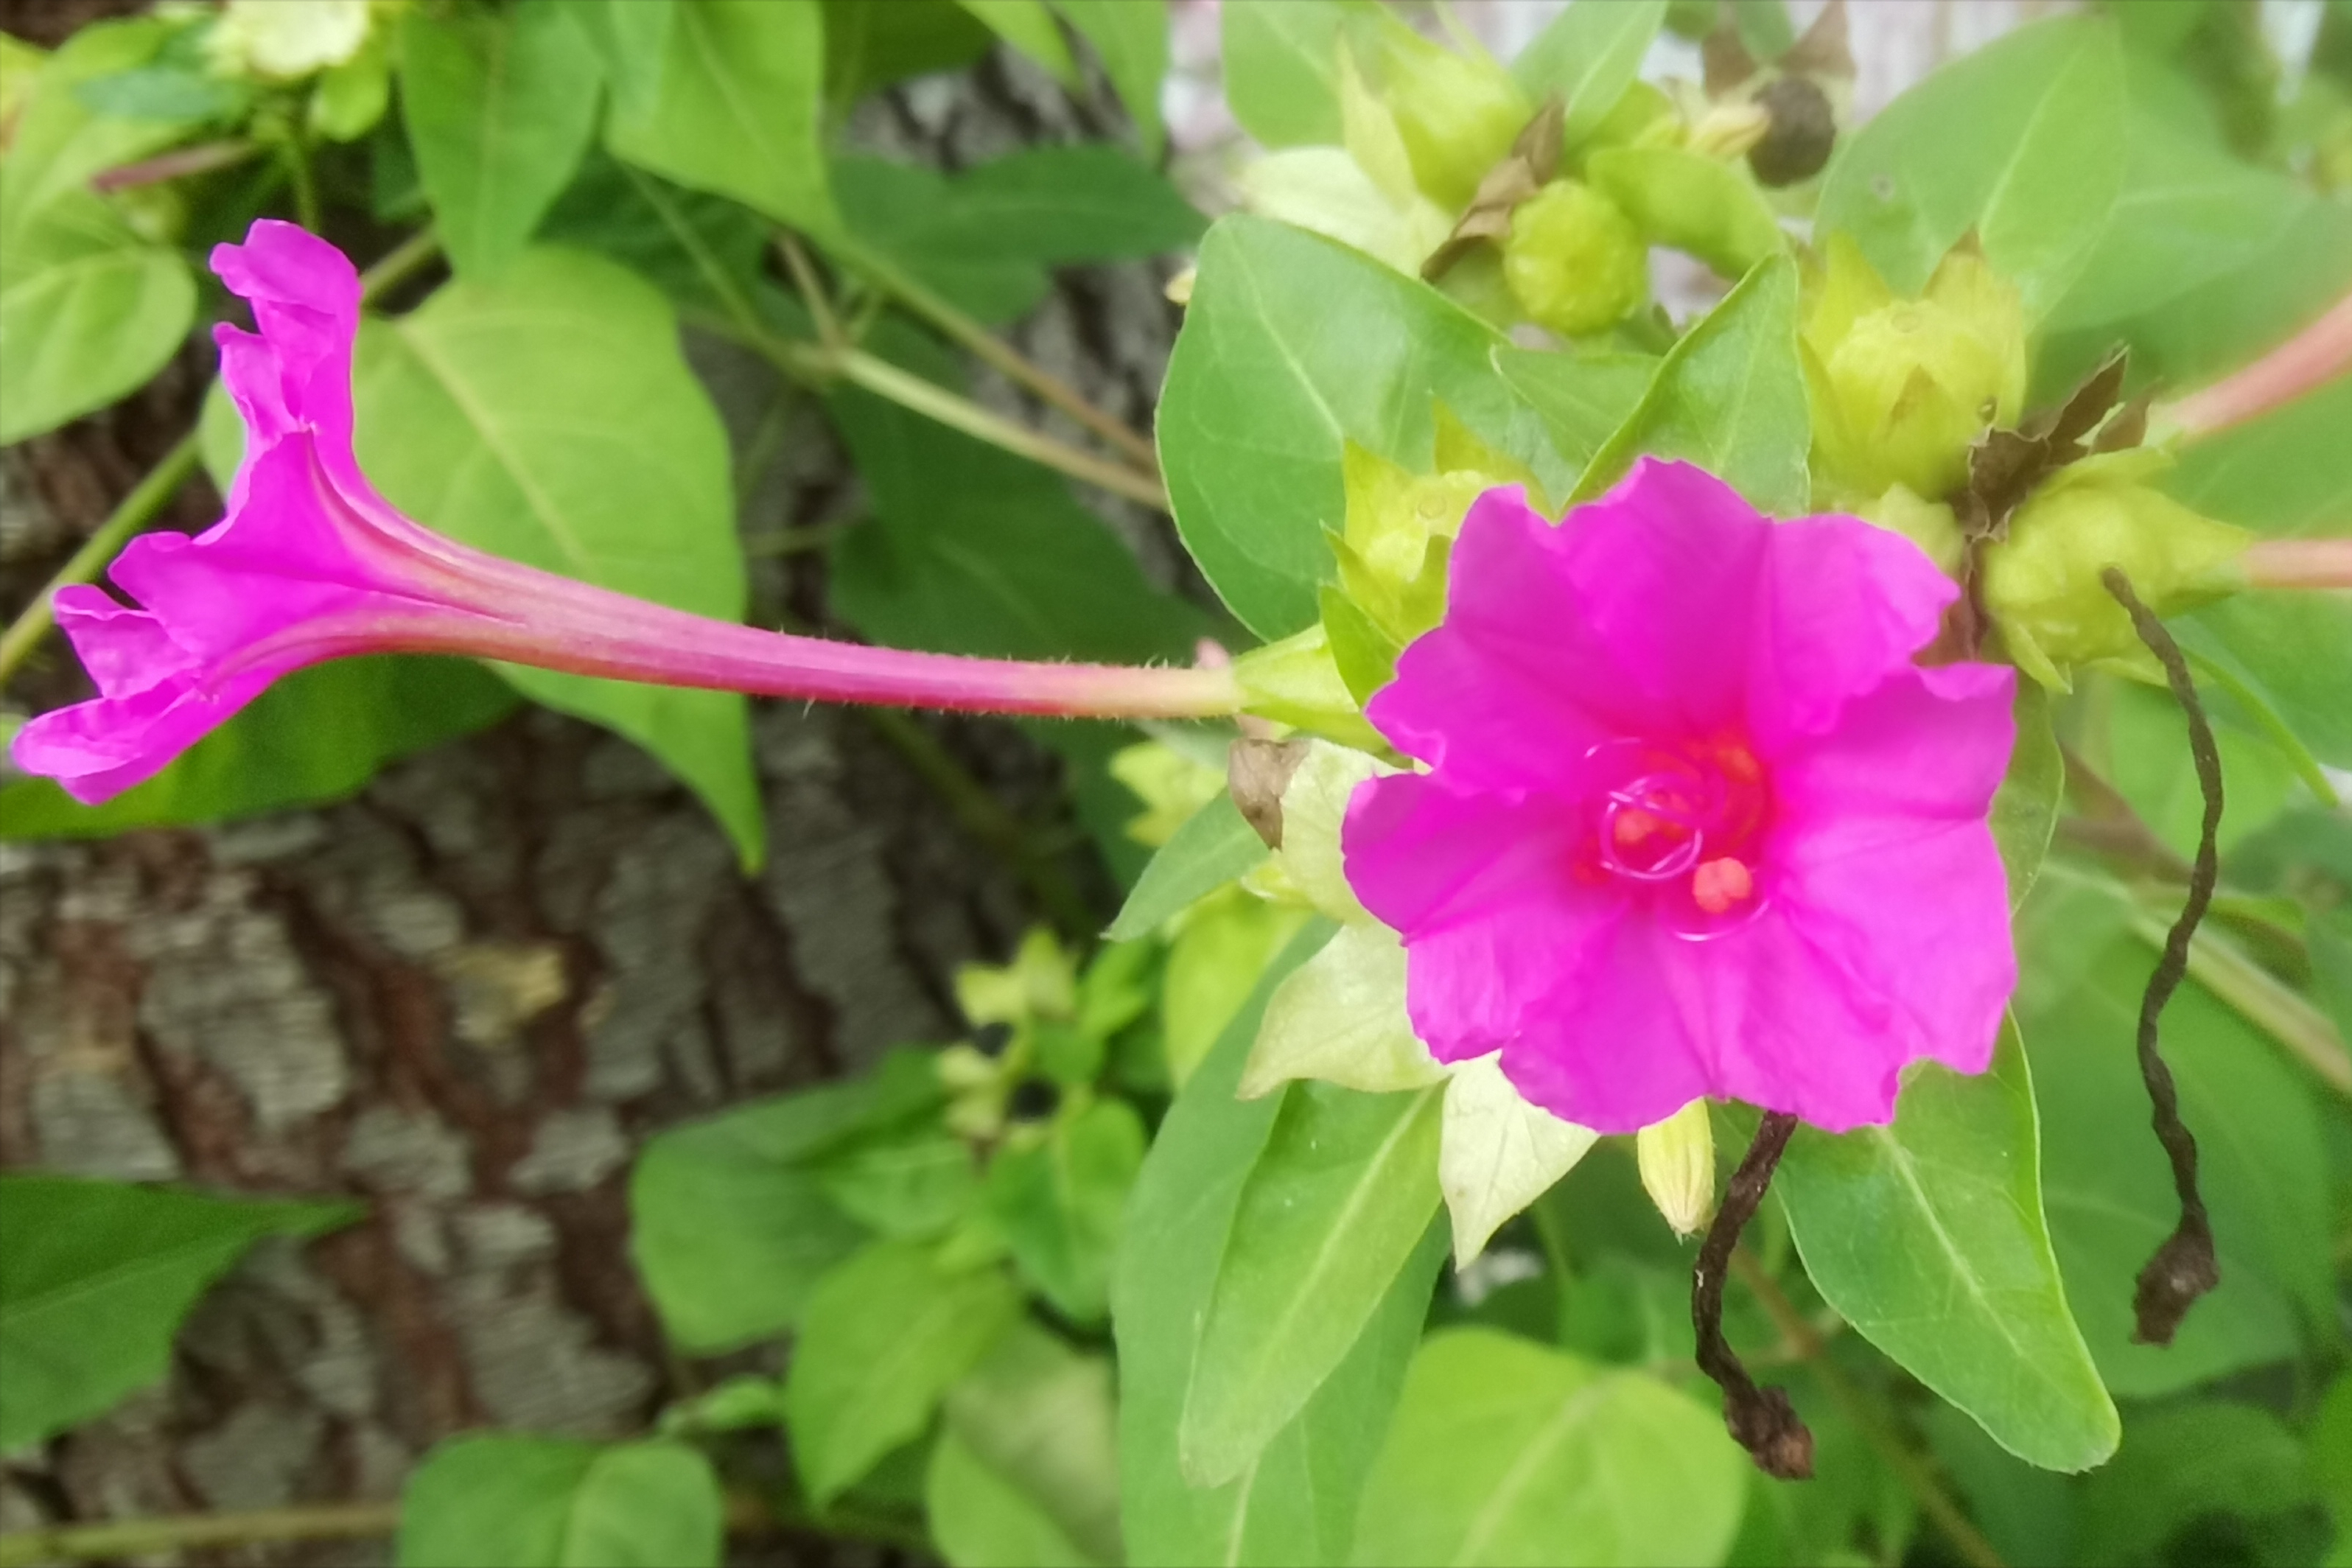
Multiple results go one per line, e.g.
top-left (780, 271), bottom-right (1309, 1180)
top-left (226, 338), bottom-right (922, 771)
top-left (9, 223), bottom-right (1237, 805)
top-left (2168, 290), bottom-right (2352, 438)
top-left (2238, 537), bottom-right (2352, 592)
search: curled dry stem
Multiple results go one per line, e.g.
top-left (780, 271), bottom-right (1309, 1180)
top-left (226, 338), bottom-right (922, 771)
top-left (1693, 1110), bottom-right (1814, 1479)
top-left (2100, 567), bottom-right (2223, 1345)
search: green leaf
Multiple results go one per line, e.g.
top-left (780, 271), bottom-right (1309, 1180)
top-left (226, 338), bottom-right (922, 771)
top-left (1511, 0), bottom-right (1670, 147)
top-left (628, 1084), bottom-right (872, 1353)
top-left (1220, 0), bottom-right (1379, 149)
top-left (821, 0), bottom-right (995, 104)
top-left (836, 145), bottom-right (1205, 325)
top-left (956, 0), bottom-right (1080, 86)
top-left (939, 1321), bottom-right (1123, 1565)
top-left (1180, 1079), bottom-right (1446, 1486)
top-left (928, 1429), bottom-right (1103, 1568)
top-left (1161, 215), bottom-right (1575, 639)
top-left (396, 1435), bottom-right (724, 1568)
top-left (1777, 1019), bottom-right (2121, 1472)
top-left (2164, 377), bottom-right (2352, 540)
top-left (399, 3), bottom-right (602, 279)
top-left (1116, 920), bottom-right (1443, 1566)
top-left (986, 1097), bottom-right (1146, 1323)
top-left (2075, 1403), bottom-right (2316, 1567)
top-left (352, 246), bottom-right (763, 867)
top-left (0, 189), bottom-right (193, 443)
top-left (1438, 1053), bottom-right (1597, 1267)
top-left (1992, 680), bottom-right (2063, 908)
top-left (1107, 792), bottom-right (1267, 942)
top-left (605, 0), bottom-right (837, 236)
top-left (783, 1241), bottom-right (1023, 1505)
top-left (1349, 1329), bottom-right (1749, 1568)
top-left (1051, 0), bottom-right (1169, 156)
top-left (553, 0), bottom-right (673, 119)
top-left (2101, 673), bottom-right (2299, 856)
top-left (0, 656), bottom-right (517, 841)
top-left (2018, 870), bottom-right (2333, 1396)
top-left (1489, 347), bottom-right (1656, 474)
top-left (0, 19), bottom-right (188, 243)
top-left (1818, 15), bottom-right (2127, 318)
top-left (825, 333), bottom-right (1211, 666)
top-left (0, 1175), bottom-right (355, 1449)
top-left (1574, 251), bottom-right (1810, 514)
top-left (2174, 594), bottom-right (2352, 774)
top-left (812, 1125), bottom-right (979, 1241)
top-left (2045, 94), bottom-right (2308, 335)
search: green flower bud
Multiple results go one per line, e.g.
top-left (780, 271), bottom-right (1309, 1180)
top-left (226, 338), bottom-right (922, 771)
top-left (1636, 1099), bottom-right (1717, 1237)
top-left (1802, 236), bottom-right (2027, 503)
top-left (1107, 741), bottom-right (1227, 848)
top-left (1368, 21), bottom-right (1532, 209)
top-left (1503, 180), bottom-right (1649, 337)
top-left (1981, 452), bottom-right (2252, 690)
top-left (1859, 483), bottom-right (1967, 578)
top-left (953, 928), bottom-right (1077, 1029)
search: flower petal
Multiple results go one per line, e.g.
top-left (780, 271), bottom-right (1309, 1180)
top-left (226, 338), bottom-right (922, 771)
top-left (1344, 770), bottom-right (1617, 1060)
top-left (1746, 513), bottom-right (1959, 748)
top-left (211, 220), bottom-right (362, 461)
top-left (1365, 486), bottom-right (1635, 788)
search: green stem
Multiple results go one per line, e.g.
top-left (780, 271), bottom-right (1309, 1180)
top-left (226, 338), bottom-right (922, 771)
top-left (0, 1502), bottom-right (400, 1567)
top-left (0, 230), bottom-right (444, 685)
top-left (825, 231), bottom-right (1163, 475)
top-left (2124, 909), bottom-right (2352, 1097)
top-left (0, 434), bottom-right (201, 680)
top-left (1731, 1252), bottom-right (2006, 1568)
top-left (282, 135), bottom-right (321, 233)
top-left (625, 169), bottom-right (1165, 509)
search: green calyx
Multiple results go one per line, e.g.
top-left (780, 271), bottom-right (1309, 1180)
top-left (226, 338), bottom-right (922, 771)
top-left (1981, 451), bottom-right (2252, 690)
top-left (1234, 409), bottom-right (1544, 739)
top-left (1802, 235), bottom-right (2028, 504)
top-left (1502, 180), bottom-right (1649, 337)
top-left (1365, 18), bottom-right (1532, 210)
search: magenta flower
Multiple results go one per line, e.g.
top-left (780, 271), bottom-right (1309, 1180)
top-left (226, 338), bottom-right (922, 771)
top-left (10, 222), bottom-right (1236, 804)
top-left (1343, 461), bottom-right (2017, 1134)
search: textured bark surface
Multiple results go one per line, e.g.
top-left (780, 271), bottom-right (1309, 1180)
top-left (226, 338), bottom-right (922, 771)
top-left (0, 39), bottom-right (1171, 1565)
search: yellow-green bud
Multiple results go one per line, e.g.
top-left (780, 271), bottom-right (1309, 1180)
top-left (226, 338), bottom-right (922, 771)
top-left (1860, 483), bottom-right (1967, 578)
top-left (1107, 741), bottom-right (1227, 848)
top-left (1802, 237), bottom-right (2027, 503)
top-left (953, 928), bottom-right (1077, 1029)
top-left (1635, 1099), bottom-right (1717, 1237)
top-left (1503, 180), bottom-right (1649, 337)
top-left (1368, 21), bottom-right (1532, 210)
top-left (1981, 454), bottom-right (2251, 690)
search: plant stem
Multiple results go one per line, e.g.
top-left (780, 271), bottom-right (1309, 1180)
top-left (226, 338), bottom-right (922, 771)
top-left (2239, 537), bottom-right (2352, 592)
top-left (91, 138), bottom-right (259, 192)
top-left (0, 433), bottom-right (201, 680)
top-left (282, 136), bottom-right (322, 233)
top-left (1730, 1252), bottom-right (2008, 1568)
top-left (0, 1502), bottom-right (400, 1567)
top-left (0, 231), bottom-right (445, 685)
top-left (829, 232), bottom-right (1164, 476)
top-left (626, 169), bottom-right (1169, 511)
top-left (2124, 909), bottom-right (2352, 1097)
top-left (2167, 290), bottom-right (2352, 438)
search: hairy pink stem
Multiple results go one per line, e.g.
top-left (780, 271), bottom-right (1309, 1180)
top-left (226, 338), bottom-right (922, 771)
top-left (2238, 537), bottom-right (2352, 592)
top-left (2169, 292), bottom-right (2352, 438)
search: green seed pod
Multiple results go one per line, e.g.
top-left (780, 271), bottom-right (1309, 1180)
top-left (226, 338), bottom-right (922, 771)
top-left (1802, 236), bottom-right (2027, 504)
top-left (1981, 453), bottom-right (2251, 690)
top-left (1502, 180), bottom-right (1650, 337)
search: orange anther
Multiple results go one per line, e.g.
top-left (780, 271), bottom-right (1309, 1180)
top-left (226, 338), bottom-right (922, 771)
top-left (1614, 808), bottom-right (1663, 847)
top-left (1692, 857), bottom-right (1754, 915)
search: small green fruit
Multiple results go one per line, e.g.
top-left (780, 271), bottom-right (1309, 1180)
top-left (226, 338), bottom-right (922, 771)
top-left (1502, 180), bottom-right (1648, 337)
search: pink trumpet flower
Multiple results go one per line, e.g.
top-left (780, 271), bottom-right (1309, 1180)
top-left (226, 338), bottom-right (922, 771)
top-left (10, 223), bottom-right (1237, 805)
top-left (1343, 463), bottom-right (2018, 1134)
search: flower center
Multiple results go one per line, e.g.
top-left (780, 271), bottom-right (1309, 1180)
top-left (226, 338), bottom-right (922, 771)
top-left (1581, 737), bottom-right (1771, 937)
